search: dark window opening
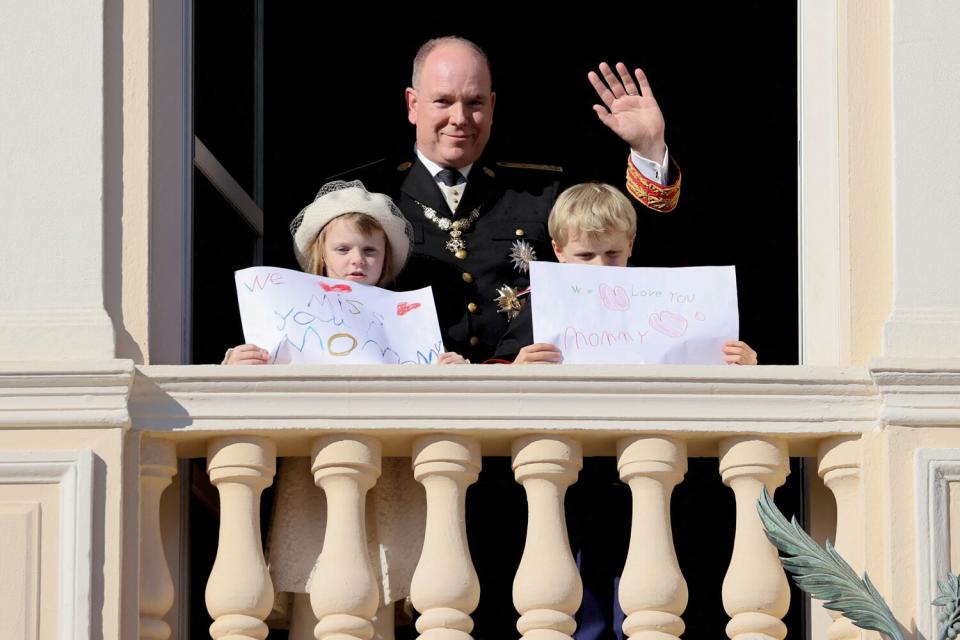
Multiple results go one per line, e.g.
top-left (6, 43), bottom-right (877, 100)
top-left (192, 4), bottom-right (798, 366)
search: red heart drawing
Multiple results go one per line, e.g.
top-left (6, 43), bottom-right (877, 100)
top-left (599, 283), bottom-right (630, 311)
top-left (649, 311), bottom-right (688, 338)
top-left (396, 302), bottom-right (421, 316)
top-left (320, 282), bottom-right (352, 293)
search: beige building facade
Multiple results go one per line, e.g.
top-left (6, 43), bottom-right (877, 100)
top-left (1, 0), bottom-right (960, 638)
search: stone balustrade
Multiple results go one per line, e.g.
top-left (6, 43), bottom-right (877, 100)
top-left (131, 364), bottom-right (879, 639)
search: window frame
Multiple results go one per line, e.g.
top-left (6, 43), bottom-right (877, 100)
top-left (148, 0), bottom-right (846, 367)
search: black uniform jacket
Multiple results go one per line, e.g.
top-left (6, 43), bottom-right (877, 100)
top-left (340, 156), bottom-right (560, 362)
top-left (491, 297), bottom-right (534, 362)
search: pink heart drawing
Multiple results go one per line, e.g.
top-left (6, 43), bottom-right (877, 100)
top-left (649, 311), bottom-right (688, 338)
top-left (599, 284), bottom-right (630, 311)
top-left (319, 282), bottom-right (352, 293)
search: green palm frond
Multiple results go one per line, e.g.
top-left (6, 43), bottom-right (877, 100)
top-left (757, 486), bottom-right (905, 640)
top-left (933, 573), bottom-right (960, 640)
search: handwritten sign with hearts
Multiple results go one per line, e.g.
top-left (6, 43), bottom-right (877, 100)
top-left (530, 262), bottom-right (739, 364)
top-left (235, 267), bottom-right (445, 364)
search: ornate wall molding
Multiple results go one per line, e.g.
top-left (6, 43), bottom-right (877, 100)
top-left (872, 359), bottom-right (960, 427)
top-left (0, 450), bottom-right (95, 640)
top-left (915, 448), bottom-right (960, 640)
top-left (0, 361), bottom-right (134, 429)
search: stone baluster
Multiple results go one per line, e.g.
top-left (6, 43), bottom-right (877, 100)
top-left (617, 436), bottom-right (688, 640)
top-left (819, 437), bottom-right (865, 640)
top-left (205, 436), bottom-right (276, 640)
top-left (309, 435), bottom-right (382, 640)
top-left (512, 436), bottom-right (583, 640)
top-left (140, 438), bottom-right (177, 640)
top-left (410, 435), bottom-right (481, 640)
top-left (719, 437), bottom-right (791, 640)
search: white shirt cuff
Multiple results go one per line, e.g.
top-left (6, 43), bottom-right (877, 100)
top-left (629, 146), bottom-right (670, 185)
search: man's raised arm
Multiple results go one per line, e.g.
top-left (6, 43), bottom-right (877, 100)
top-left (589, 61), bottom-right (681, 212)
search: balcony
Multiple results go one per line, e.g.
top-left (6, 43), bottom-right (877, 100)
top-left (121, 361), bottom-right (916, 640)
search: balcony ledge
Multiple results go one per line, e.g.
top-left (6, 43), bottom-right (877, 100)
top-left (131, 364), bottom-right (877, 456)
top-left (4, 360), bottom-right (959, 453)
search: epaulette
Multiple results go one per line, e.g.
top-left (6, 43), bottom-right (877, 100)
top-left (494, 162), bottom-right (564, 173)
top-left (322, 157), bottom-right (390, 182)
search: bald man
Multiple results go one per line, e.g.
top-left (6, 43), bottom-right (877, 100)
top-left (339, 36), bottom-right (680, 362)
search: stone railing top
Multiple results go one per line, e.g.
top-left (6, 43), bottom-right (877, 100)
top-left (5, 359), bottom-right (960, 453)
top-left (129, 364), bottom-right (877, 456)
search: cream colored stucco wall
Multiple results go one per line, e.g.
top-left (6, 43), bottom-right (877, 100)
top-left (0, 1), bottom-right (115, 360)
top-left (840, 0), bottom-right (893, 366)
top-left (117, 0), bottom-right (192, 365)
top-left (114, 0), bottom-right (152, 364)
top-left (864, 427), bottom-right (960, 637)
top-left (883, 0), bottom-right (960, 357)
top-left (0, 428), bottom-right (127, 640)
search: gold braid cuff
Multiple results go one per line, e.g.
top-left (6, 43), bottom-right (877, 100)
top-left (625, 156), bottom-right (681, 212)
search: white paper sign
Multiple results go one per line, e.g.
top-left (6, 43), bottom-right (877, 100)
top-left (235, 267), bottom-right (445, 364)
top-left (529, 262), bottom-right (739, 364)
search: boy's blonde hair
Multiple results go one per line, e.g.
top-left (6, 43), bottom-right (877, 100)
top-left (307, 212), bottom-right (397, 286)
top-left (548, 182), bottom-right (637, 247)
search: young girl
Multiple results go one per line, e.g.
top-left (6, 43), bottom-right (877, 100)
top-left (224, 179), bottom-right (465, 364)
top-left (224, 180), bottom-right (463, 636)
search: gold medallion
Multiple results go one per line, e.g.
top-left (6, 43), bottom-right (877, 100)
top-left (416, 200), bottom-right (482, 258)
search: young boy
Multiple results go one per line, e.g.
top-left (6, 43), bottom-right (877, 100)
top-left (490, 182), bottom-right (758, 640)
top-left (491, 182), bottom-right (758, 365)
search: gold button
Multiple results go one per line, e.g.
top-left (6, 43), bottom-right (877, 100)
top-left (462, 272), bottom-right (474, 283)
top-left (467, 302), bottom-right (478, 313)
top-left (515, 228), bottom-right (525, 237)
top-left (469, 336), bottom-right (480, 347)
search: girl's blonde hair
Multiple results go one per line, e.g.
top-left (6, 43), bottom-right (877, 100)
top-left (307, 213), bottom-right (397, 286)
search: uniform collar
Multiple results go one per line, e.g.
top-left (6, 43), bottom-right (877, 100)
top-left (402, 153), bottom-right (494, 219)
top-left (415, 148), bottom-right (474, 183)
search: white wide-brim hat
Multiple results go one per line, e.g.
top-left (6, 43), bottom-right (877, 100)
top-left (290, 180), bottom-right (413, 277)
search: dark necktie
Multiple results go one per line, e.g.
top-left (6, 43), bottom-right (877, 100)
top-left (436, 169), bottom-right (464, 187)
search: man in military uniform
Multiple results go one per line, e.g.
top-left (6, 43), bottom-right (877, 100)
top-left (341, 36), bottom-right (680, 362)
